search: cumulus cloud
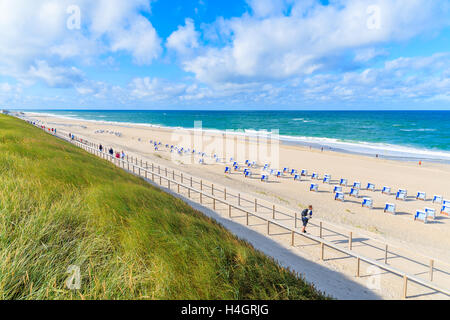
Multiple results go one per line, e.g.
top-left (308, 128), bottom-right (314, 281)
top-left (182, 0), bottom-right (450, 84)
top-left (166, 19), bottom-right (200, 57)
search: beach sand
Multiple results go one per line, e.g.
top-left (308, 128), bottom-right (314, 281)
top-left (23, 113), bottom-right (450, 298)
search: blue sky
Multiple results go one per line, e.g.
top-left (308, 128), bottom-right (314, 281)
top-left (1, 0), bottom-right (450, 110)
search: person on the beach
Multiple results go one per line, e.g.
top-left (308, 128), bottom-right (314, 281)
top-left (115, 152), bottom-right (120, 159)
top-left (301, 205), bottom-right (313, 233)
top-left (99, 144), bottom-right (103, 152)
top-left (109, 148), bottom-right (114, 156)
top-left (121, 151), bottom-right (125, 159)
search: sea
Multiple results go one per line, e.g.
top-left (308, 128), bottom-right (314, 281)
top-left (25, 110), bottom-right (450, 163)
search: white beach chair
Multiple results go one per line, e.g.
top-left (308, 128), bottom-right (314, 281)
top-left (301, 169), bottom-right (308, 176)
top-left (276, 171), bottom-right (283, 178)
top-left (414, 210), bottom-right (428, 224)
top-left (283, 167), bottom-right (289, 173)
top-left (311, 172), bottom-right (319, 180)
top-left (334, 186), bottom-right (343, 193)
top-left (339, 178), bottom-right (348, 187)
top-left (382, 186), bottom-right (391, 195)
top-left (416, 191), bottom-right (426, 201)
top-left (425, 208), bottom-right (436, 220)
top-left (432, 195), bottom-right (443, 204)
top-left (224, 167), bottom-right (231, 174)
top-left (310, 183), bottom-right (318, 192)
top-left (261, 174), bottom-right (269, 182)
top-left (244, 170), bottom-right (252, 178)
top-left (366, 183), bottom-right (375, 191)
top-left (349, 188), bottom-right (359, 198)
top-left (294, 174), bottom-right (301, 181)
top-left (384, 203), bottom-right (396, 214)
top-left (396, 189), bottom-right (407, 201)
top-left (362, 198), bottom-right (373, 209)
top-left (290, 169), bottom-right (297, 175)
top-left (323, 174), bottom-right (331, 184)
top-left (353, 182), bottom-right (361, 190)
top-left (335, 192), bottom-right (344, 202)
top-left (441, 205), bottom-right (450, 216)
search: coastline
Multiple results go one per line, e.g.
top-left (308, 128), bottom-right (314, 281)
top-left (21, 110), bottom-right (450, 164)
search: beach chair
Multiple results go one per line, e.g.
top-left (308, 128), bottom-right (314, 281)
top-left (311, 172), bottom-right (319, 180)
top-left (245, 160), bottom-right (249, 165)
top-left (353, 182), bottom-right (361, 189)
top-left (362, 198), bottom-right (373, 209)
top-left (432, 195), bottom-right (443, 204)
top-left (335, 192), bottom-right (344, 202)
top-left (244, 170), bottom-right (252, 178)
top-left (283, 167), bottom-right (289, 173)
top-left (232, 161), bottom-right (238, 167)
top-left (441, 205), bottom-right (450, 216)
top-left (294, 174), bottom-right (301, 181)
top-left (154, 146), bottom-right (158, 151)
top-left (290, 169), bottom-right (297, 175)
top-left (384, 203), bottom-right (396, 214)
top-left (382, 186), bottom-right (391, 195)
top-left (366, 183), bottom-right (375, 191)
top-left (414, 210), bottom-right (428, 224)
top-left (334, 186), bottom-right (343, 193)
top-left (199, 159), bottom-right (204, 165)
top-left (263, 164), bottom-right (269, 171)
top-left (224, 167), bottom-right (231, 174)
top-left (301, 169), bottom-right (308, 176)
top-left (261, 174), bottom-right (269, 182)
top-left (230, 157), bottom-right (234, 162)
top-left (443, 200), bottom-right (450, 206)
top-left (216, 157), bottom-right (221, 163)
top-left (339, 178), bottom-right (348, 187)
top-left (323, 174), bottom-right (331, 184)
top-left (425, 208), bottom-right (436, 220)
top-left (270, 169), bottom-right (276, 176)
top-left (416, 191), bottom-right (426, 201)
top-left (276, 171), bottom-right (283, 178)
top-left (349, 188), bottom-right (359, 198)
top-left (234, 165), bottom-right (240, 171)
top-left (310, 183), bottom-right (318, 192)
top-left (396, 189), bottom-right (407, 201)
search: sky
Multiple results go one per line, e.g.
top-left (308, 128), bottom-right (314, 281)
top-left (1, 0), bottom-right (450, 110)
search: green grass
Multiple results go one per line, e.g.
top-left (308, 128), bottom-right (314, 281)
top-left (0, 115), bottom-right (327, 300)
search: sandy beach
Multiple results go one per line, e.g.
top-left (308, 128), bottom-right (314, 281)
top-left (24, 112), bottom-right (450, 262)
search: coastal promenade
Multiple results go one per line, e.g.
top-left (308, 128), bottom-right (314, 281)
top-left (24, 117), bottom-right (450, 300)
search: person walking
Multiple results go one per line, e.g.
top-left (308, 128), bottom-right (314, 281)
top-left (99, 144), bottom-right (103, 152)
top-left (301, 205), bottom-right (313, 233)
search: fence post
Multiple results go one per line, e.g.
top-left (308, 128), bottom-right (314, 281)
top-left (181, 173), bottom-right (183, 184)
top-left (320, 243), bottom-right (324, 260)
top-left (254, 199), bottom-right (257, 212)
top-left (165, 168), bottom-right (167, 177)
top-left (403, 276), bottom-right (408, 299)
top-left (295, 212), bottom-right (298, 228)
top-left (267, 221), bottom-right (270, 234)
top-left (213, 198), bottom-right (216, 210)
top-left (200, 193), bottom-right (202, 204)
top-left (190, 177), bottom-right (193, 187)
top-left (246, 212), bottom-right (249, 225)
top-left (200, 180), bottom-right (203, 191)
top-left (238, 193), bottom-right (241, 206)
top-left (385, 245), bottom-right (388, 264)
top-left (320, 222), bottom-right (323, 238)
top-left (188, 188), bottom-right (191, 198)
top-left (224, 188), bottom-right (227, 200)
top-left (349, 232), bottom-right (353, 250)
top-left (272, 205), bottom-right (275, 219)
top-left (212, 184), bottom-right (214, 196)
top-left (229, 205), bottom-right (232, 218)
top-left (356, 258), bottom-right (360, 277)
top-left (173, 170), bottom-right (175, 180)
top-left (291, 231), bottom-right (295, 246)
top-left (430, 260), bottom-right (434, 281)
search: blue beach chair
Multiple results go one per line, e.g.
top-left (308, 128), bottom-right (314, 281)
top-left (349, 188), bottom-right (359, 198)
top-left (224, 167), bottom-right (231, 174)
top-left (362, 198), bottom-right (373, 209)
top-left (340, 178), bottom-right (348, 187)
top-left (334, 186), bottom-right (342, 193)
top-left (441, 205), bottom-right (450, 216)
top-left (261, 174), bottom-right (269, 182)
top-left (416, 191), bottom-right (426, 201)
top-left (425, 208), bottom-right (436, 220)
top-left (384, 203), bottom-right (396, 214)
top-left (353, 182), bottom-right (361, 189)
top-left (310, 183), bottom-right (318, 192)
top-left (414, 210), bottom-right (428, 224)
top-left (335, 192), bottom-right (344, 202)
top-left (323, 174), bottom-right (331, 184)
top-left (433, 195), bottom-right (443, 204)
top-left (301, 169), bottom-right (308, 176)
top-left (290, 169), bottom-right (297, 175)
top-left (396, 189), bottom-right (407, 200)
top-left (311, 172), bottom-right (319, 180)
top-left (366, 183), bottom-right (375, 191)
top-left (294, 174), bottom-right (301, 181)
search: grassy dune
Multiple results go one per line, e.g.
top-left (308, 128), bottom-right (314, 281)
top-left (0, 114), bottom-right (327, 300)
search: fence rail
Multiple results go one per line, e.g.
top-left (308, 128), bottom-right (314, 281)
top-left (23, 117), bottom-right (450, 299)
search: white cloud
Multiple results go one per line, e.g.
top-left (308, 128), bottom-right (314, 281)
top-left (166, 19), bottom-right (200, 56)
top-left (182, 0), bottom-right (450, 84)
top-left (28, 60), bottom-right (84, 88)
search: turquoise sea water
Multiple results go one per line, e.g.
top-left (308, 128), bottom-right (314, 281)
top-left (28, 110), bottom-right (450, 162)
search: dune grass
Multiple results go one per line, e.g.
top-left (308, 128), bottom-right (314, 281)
top-left (0, 114), bottom-right (327, 300)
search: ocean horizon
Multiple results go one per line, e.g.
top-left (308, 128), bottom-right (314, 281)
top-left (25, 110), bottom-right (450, 162)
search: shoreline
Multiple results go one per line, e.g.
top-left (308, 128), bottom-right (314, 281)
top-left (20, 110), bottom-right (450, 164)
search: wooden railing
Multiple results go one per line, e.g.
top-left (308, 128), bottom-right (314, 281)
top-left (23, 118), bottom-right (450, 299)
